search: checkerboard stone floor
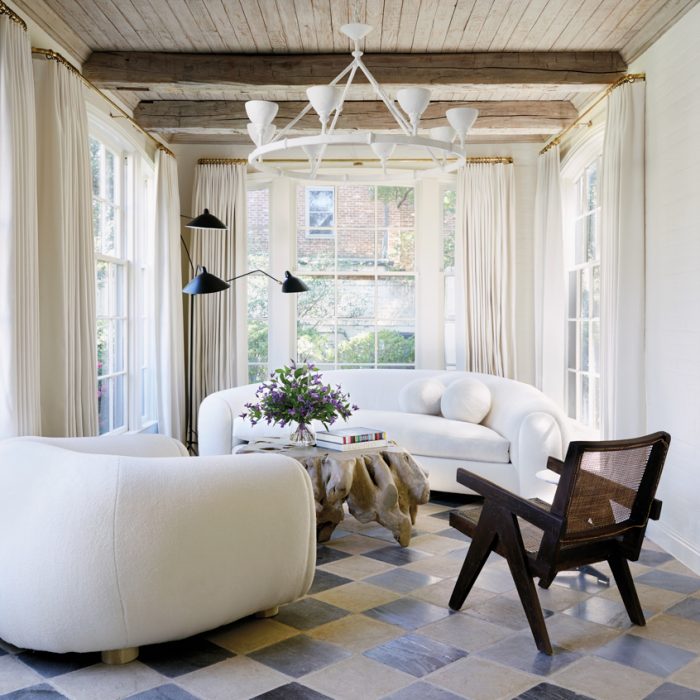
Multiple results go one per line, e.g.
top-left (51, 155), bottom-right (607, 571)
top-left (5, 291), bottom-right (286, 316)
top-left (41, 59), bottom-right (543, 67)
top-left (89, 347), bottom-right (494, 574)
top-left (2, 496), bottom-right (700, 700)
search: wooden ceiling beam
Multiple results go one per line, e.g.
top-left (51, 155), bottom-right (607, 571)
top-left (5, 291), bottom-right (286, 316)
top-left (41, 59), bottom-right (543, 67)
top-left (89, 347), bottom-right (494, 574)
top-left (84, 51), bottom-right (626, 91)
top-left (133, 99), bottom-right (578, 133)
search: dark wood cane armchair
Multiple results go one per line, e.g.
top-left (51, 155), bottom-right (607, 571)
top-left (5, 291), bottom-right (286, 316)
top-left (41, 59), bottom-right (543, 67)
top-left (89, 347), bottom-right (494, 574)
top-left (448, 432), bottom-right (671, 655)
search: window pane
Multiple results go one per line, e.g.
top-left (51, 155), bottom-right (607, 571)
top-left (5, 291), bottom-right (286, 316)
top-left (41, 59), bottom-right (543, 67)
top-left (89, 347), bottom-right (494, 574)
top-left (297, 277), bottom-right (335, 320)
top-left (96, 261), bottom-right (108, 316)
top-left (377, 186), bottom-right (415, 228)
top-left (297, 228), bottom-right (335, 271)
top-left (97, 320), bottom-right (108, 376)
top-left (98, 378), bottom-right (110, 434)
top-left (442, 188), bottom-right (456, 271)
top-left (568, 270), bottom-right (577, 318)
top-left (378, 228), bottom-right (414, 272)
top-left (337, 185), bottom-right (375, 228)
top-left (248, 319), bottom-right (268, 364)
top-left (93, 200), bottom-right (103, 254)
top-left (90, 139), bottom-right (101, 196)
top-left (377, 326), bottom-right (414, 364)
top-left (106, 150), bottom-right (116, 202)
top-left (580, 268), bottom-right (590, 318)
top-left (567, 371), bottom-right (577, 418)
top-left (297, 322), bottom-right (335, 363)
top-left (586, 211), bottom-right (598, 262)
top-left (337, 229), bottom-right (374, 271)
top-left (377, 277), bottom-right (414, 321)
top-left (586, 162), bottom-right (598, 210)
top-left (337, 322), bottom-right (375, 364)
top-left (567, 321), bottom-right (577, 369)
top-left (592, 265), bottom-right (600, 317)
top-left (113, 374), bottom-right (125, 430)
top-left (580, 320), bottom-right (590, 371)
top-left (337, 277), bottom-right (375, 319)
top-left (581, 374), bottom-right (590, 425)
top-left (590, 319), bottom-right (600, 373)
top-left (575, 218), bottom-right (586, 265)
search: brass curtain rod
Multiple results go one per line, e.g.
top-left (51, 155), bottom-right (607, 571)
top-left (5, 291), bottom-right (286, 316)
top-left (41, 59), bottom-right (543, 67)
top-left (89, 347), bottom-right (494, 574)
top-left (198, 158), bottom-right (248, 165)
top-left (254, 156), bottom-right (513, 164)
top-left (540, 73), bottom-right (646, 155)
top-left (31, 47), bottom-right (176, 159)
top-left (0, 0), bottom-right (26, 29)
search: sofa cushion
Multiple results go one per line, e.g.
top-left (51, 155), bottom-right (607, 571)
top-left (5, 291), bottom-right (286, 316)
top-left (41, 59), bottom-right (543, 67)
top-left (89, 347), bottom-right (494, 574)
top-left (233, 410), bottom-right (510, 464)
top-left (398, 378), bottom-right (444, 415)
top-left (441, 377), bottom-right (492, 424)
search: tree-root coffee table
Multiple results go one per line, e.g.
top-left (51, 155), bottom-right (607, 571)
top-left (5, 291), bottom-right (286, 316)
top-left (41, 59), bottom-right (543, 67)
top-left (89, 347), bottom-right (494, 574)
top-left (236, 440), bottom-right (430, 547)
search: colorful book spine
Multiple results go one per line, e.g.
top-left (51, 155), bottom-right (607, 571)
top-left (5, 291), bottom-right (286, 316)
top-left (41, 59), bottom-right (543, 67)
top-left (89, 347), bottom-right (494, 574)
top-left (316, 439), bottom-right (388, 452)
top-left (316, 429), bottom-right (387, 444)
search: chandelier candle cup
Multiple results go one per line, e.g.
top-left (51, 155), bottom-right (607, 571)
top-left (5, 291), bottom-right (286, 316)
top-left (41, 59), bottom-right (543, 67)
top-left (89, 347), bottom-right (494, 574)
top-left (446, 107), bottom-right (479, 147)
top-left (397, 87), bottom-right (432, 133)
top-left (245, 100), bottom-right (278, 126)
top-left (306, 86), bottom-right (342, 130)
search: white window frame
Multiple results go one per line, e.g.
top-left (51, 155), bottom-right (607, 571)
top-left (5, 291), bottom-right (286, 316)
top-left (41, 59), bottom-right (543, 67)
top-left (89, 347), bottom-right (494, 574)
top-left (561, 127), bottom-right (605, 433)
top-left (304, 185), bottom-right (336, 238)
top-left (89, 113), bottom-right (156, 435)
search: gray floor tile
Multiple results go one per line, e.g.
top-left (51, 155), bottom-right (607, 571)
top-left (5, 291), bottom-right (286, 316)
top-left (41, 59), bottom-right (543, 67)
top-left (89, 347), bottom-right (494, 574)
top-left (476, 633), bottom-right (582, 677)
top-left (562, 596), bottom-right (639, 628)
top-left (0, 684), bottom-right (69, 699)
top-left (382, 681), bottom-right (465, 699)
top-left (643, 683), bottom-right (700, 699)
top-left (316, 546), bottom-right (352, 566)
top-left (16, 652), bottom-right (99, 679)
top-left (249, 635), bottom-right (351, 678)
top-left (251, 682), bottom-right (334, 699)
top-left (364, 598), bottom-right (452, 630)
top-left (666, 597), bottom-right (700, 622)
top-left (638, 549), bottom-right (675, 567)
top-left (275, 598), bottom-right (349, 631)
top-left (514, 682), bottom-right (595, 699)
top-left (593, 633), bottom-right (696, 676)
top-left (125, 684), bottom-right (202, 700)
top-left (139, 638), bottom-right (234, 678)
top-left (364, 633), bottom-right (466, 677)
top-left (363, 546), bottom-right (431, 566)
top-left (637, 571), bottom-right (700, 595)
top-left (366, 569), bottom-right (442, 593)
top-left (309, 569), bottom-right (353, 594)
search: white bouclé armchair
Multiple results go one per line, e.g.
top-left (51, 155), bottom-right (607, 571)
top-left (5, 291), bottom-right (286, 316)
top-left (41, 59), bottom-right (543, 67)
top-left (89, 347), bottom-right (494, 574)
top-left (0, 434), bottom-right (316, 663)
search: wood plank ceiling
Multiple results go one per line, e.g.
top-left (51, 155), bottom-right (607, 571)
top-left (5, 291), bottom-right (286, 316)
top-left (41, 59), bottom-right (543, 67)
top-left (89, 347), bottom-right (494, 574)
top-left (16, 0), bottom-right (699, 144)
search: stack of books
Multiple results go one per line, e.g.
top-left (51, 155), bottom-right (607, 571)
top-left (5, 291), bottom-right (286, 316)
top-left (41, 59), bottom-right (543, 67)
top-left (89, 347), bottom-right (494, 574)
top-left (315, 427), bottom-right (388, 451)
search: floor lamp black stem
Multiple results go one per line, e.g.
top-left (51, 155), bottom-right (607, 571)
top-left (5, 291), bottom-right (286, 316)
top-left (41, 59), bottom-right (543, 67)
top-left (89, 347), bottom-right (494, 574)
top-left (187, 294), bottom-right (195, 454)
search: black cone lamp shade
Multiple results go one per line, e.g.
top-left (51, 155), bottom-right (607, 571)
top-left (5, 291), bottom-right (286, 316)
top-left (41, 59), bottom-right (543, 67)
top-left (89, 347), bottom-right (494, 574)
top-left (183, 267), bottom-right (230, 295)
top-left (186, 209), bottom-right (227, 230)
top-left (281, 271), bottom-right (309, 293)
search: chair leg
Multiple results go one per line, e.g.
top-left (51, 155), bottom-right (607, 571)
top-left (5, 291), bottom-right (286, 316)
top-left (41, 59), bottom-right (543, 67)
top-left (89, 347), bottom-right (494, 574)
top-left (499, 513), bottom-right (553, 655)
top-left (449, 507), bottom-right (498, 611)
top-left (608, 554), bottom-right (645, 626)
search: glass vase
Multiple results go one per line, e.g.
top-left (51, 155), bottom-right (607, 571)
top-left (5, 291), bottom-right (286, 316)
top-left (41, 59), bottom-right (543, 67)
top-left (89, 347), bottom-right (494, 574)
top-left (290, 422), bottom-right (315, 447)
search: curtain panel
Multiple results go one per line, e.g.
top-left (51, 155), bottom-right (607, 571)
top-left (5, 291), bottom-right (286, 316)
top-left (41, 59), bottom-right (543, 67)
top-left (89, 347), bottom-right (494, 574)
top-left (600, 80), bottom-right (646, 439)
top-left (33, 58), bottom-right (97, 437)
top-left (455, 162), bottom-right (516, 378)
top-left (533, 145), bottom-right (566, 408)
top-left (0, 14), bottom-right (41, 438)
top-left (154, 149), bottom-right (186, 441)
top-left (190, 162), bottom-right (247, 420)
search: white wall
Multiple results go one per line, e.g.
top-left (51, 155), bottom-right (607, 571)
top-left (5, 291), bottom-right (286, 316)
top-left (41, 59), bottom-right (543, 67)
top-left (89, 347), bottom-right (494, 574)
top-left (630, 2), bottom-right (700, 573)
top-left (172, 141), bottom-right (539, 383)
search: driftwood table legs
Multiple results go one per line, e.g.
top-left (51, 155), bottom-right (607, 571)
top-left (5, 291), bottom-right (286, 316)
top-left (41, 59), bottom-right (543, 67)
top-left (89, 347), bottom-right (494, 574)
top-left (239, 443), bottom-right (430, 547)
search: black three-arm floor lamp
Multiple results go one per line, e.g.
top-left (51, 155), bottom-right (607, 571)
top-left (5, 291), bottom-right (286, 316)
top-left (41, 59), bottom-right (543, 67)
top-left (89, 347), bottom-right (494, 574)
top-left (180, 210), bottom-right (308, 454)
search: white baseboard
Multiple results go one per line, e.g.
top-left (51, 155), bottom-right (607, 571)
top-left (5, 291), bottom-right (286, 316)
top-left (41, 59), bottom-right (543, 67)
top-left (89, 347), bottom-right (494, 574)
top-left (647, 521), bottom-right (700, 575)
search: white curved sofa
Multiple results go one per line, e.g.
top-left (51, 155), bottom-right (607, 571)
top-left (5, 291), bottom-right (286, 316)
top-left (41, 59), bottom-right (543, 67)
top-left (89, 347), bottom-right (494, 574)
top-left (199, 369), bottom-right (569, 499)
top-left (0, 434), bottom-right (315, 661)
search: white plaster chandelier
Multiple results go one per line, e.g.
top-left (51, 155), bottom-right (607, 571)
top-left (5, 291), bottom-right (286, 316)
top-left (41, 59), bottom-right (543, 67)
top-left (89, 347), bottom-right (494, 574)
top-left (244, 23), bottom-right (478, 181)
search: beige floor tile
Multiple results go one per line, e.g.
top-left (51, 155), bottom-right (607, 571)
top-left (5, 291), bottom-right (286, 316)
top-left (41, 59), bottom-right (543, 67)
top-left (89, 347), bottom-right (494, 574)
top-left (598, 582), bottom-right (685, 612)
top-left (403, 553), bottom-right (462, 578)
top-left (660, 559), bottom-right (700, 577)
top-left (550, 655), bottom-right (662, 700)
top-left (312, 581), bottom-right (401, 612)
top-left (319, 555), bottom-right (395, 580)
top-left (669, 657), bottom-right (700, 691)
top-left (325, 533), bottom-right (386, 555)
top-left (544, 613), bottom-right (624, 653)
top-left (307, 614), bottom-right (403, 652)
top-left (303, 654), bottom-right (414, 700)
top-left (416, 503), bottom-right (454, 516)
top-left (410, 534), bottom-right (466, 556)
top-left (0, 656), bottom-right (44, 694)
top-left (630, 613), bottom-right (700, 652)
top-left (411, 579), bottom-right (496, 609)
top-left (207, 617), bottom-right (299, 654)
top-left (51, 661), bottom-right (163, 700)
top-left (414, 515), bottom-right (455, 533)
top-left (420, 613), bottom-right (514, 652)
top-left (503, 585), bottom-right (590, 613)
top-left (428, 656), bottom-right (539, 700)
top-left (177, 656), bottom-right (290, 700)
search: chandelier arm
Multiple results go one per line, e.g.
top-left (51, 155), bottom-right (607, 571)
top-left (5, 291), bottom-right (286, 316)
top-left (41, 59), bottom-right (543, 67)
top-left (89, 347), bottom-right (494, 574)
top-left (312, 62), bottom-right (360, 178)
top-left (355, 58), bottom-right (412, 135)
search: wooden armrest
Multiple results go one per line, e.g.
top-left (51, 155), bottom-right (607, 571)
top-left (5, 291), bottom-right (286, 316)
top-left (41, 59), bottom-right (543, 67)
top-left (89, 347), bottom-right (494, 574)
top-left (546, 457), bottom-right (565, 475)
top-left (455, 468), bottom-right (563, 532)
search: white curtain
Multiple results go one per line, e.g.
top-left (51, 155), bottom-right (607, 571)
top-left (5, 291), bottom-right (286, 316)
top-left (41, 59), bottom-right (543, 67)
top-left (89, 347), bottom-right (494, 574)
top-left (33, 58), bottom-right (97, 437)
top-left (455, 162), bottom-right (516, 378)
top-left (191, 162), bottom-right (247, 420)
top-left (154, 149), bottom-right (186, 441)
top-left (533, 145), bottom-right (566, 407)
top-left (600, 80), bottom-right (646, 439)
top-left (0, 15), bottom-right (41, 438)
